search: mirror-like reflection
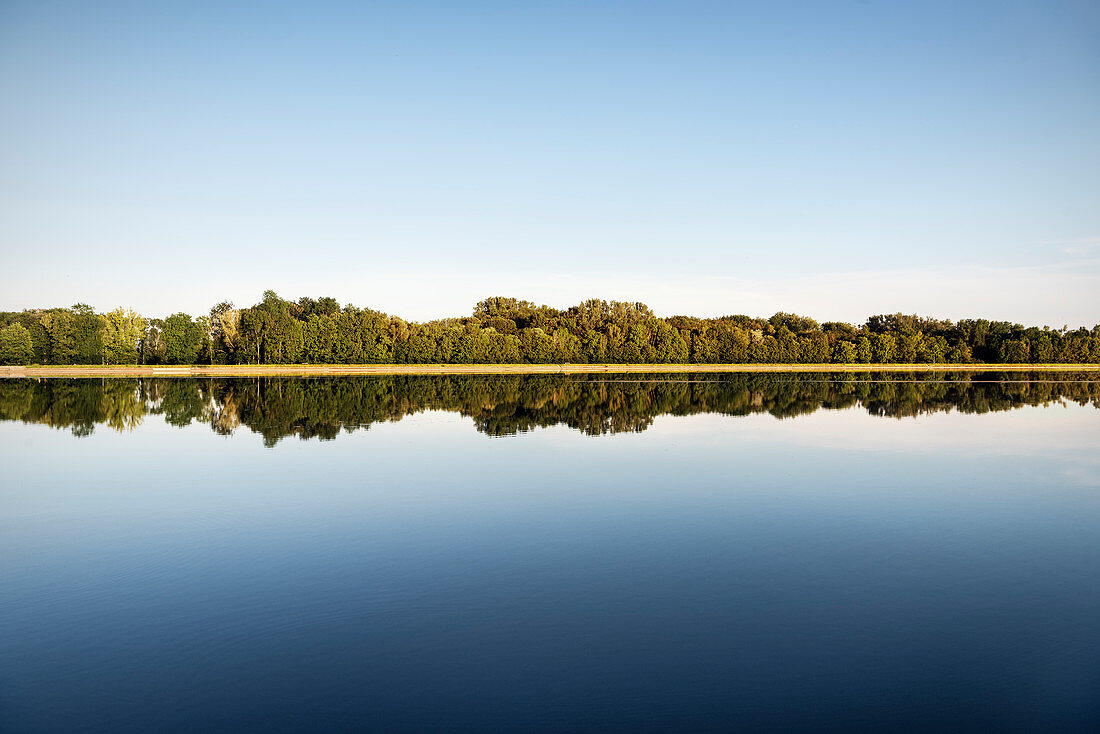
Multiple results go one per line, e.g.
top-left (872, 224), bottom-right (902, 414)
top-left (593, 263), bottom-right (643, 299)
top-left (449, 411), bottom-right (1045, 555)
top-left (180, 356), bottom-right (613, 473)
top-left (1, 372), bottom-right (1097, 445)
top-left (2, 374), bottom-right (1099, 732)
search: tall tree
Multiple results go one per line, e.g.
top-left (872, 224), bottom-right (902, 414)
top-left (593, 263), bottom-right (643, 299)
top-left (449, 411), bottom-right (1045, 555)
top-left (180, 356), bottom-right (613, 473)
top-left (162, 313), bottom-right (203, 364)
top-left (102, 308), bottom-right (146, 364)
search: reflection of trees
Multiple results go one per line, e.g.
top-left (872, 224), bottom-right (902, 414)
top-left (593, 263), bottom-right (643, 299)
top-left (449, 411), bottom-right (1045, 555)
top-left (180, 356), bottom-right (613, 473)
top-left (0, 378), bottom-right (146, 436)
top-left (0, 373), bottom-right (1096, 443)
top-left (100, 379), bottom-right (145, 432)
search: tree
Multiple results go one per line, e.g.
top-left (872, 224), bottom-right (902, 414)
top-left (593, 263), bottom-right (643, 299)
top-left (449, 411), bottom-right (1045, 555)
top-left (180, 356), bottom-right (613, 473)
top-left (142, 319), bottom-right (166, 364)
top-left (40, 310), bottom-right (86, 364)
top-left (652, 321), bottom-right (689, 363)
top-left (210, 302), bottom-right (241, 364)
top-left (102, 308), bottom-right (146, 364)
top-left (0, 323), bottom-right (34, 364)
top-left (918, 335), bottom-right (947, 364)
top-left (1030, 332), bottom-right (1054, 364)
top-left (520, 328), bottom-right (554, 363)
top-left (552, 328), bottom-right (585, 363)
top-left (946, 340), bottom-right (972, 364)
top-left (583, 330), bottom-right (609, 363)
top-left (690, 331), bottom-right (719, 363)
top-left (196, 315), bottom-right (213, 363)
top-left (799, 332), bottom-right (830, 363)
top-left (897, 333), bottom-right (921, 363)
top-left (770, 312), bottom-right (819, 334)
top-left (474, 297), bottom-right (537, 320)
top-left (3, 293), bottom-right (1093, 366)
top-left (855, 337), bottom-right (873, 363)
top-left (872, 333), bottom-right (898, 363)
top-left (70, 303), bottom-right (105, 363)
top-left (998, 339), bottom-right (1029, 364)
top-left (162, 313), bottom-right (203, 364)
top-left (833, 341), bottom-right (857, 364)
top-left (716, 326), bottom-right (750, 362)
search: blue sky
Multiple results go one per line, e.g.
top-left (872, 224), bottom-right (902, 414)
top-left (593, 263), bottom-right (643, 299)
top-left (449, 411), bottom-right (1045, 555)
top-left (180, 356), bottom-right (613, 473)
top-left (1, 0), bottom-right (1097, 325)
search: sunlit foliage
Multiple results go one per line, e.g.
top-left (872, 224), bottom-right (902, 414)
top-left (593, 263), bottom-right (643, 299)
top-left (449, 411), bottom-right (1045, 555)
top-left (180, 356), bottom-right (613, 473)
top-left (1, 296), bottom-right (1098, 365)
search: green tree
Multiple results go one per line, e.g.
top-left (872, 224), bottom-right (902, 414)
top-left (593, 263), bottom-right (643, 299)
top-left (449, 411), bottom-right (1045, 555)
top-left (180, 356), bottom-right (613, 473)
top-left (833, 341), bottom-right (857, 364)
top-left (872, 333), bottom-right (898, 363)
top-left (142, 319), bottom-right (167, 364)
top-left (0, 323), bottom-right (35, 364)
top-left (855, 337), bottom-right (873, 363)
top-left (897, 333), bottom-right (921, 363)
top-left (102, 308), bottom-right (146, 364)
top-left (210, 302), bottom-right (241, 363)
top-left (799, 332), bottom-right (830, 363)
top-left (1030, 332), bottom-right (1054, 363)
top-left (652, 321), bottom-right (689, 363)
top-left (162, 313), bottom-right (203, 364)
top-left (946, 340), bottom-right (972, 364)
top-left (1000, 339), bottom-right (1030, 364)
top-left (917, 335), bottom-right (947, 364)
top-left (583, 330), bottom-right (609, 363)
top-left (70, 303), bottom-right (105, 363)
top-left (5, 294), bottom-right (1094, 366)
top-left (520, 328), bottom-right (554, 363)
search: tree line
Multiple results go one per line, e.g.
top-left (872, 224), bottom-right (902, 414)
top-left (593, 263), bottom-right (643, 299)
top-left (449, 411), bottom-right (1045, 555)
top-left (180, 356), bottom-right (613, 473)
top-left (2, 291), bottom-right (1098, 365)
top-left (1, 373), bottom-right (1096, 444)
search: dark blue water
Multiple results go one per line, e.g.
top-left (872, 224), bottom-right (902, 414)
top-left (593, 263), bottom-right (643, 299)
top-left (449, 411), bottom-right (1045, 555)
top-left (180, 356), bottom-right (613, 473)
top-left (1, 376), bottom-right (1098, 732)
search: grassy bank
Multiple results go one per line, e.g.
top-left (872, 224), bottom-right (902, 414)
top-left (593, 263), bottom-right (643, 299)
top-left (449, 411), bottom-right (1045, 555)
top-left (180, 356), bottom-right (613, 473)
top-left (2, 363), bottom-right (1099, 378)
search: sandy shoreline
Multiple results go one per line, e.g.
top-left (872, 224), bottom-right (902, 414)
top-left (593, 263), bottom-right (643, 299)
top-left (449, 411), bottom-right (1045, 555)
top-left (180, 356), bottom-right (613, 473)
top-left (2, 363), bottom-right (1098, 378)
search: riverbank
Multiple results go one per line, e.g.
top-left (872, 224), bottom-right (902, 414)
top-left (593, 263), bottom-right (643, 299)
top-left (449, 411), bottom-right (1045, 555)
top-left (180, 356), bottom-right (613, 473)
top-left (2, 363), bottom-right (1098, 378)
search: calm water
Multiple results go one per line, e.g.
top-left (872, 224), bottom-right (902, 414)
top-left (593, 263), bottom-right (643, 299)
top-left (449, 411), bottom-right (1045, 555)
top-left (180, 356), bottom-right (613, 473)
top-left (1, 374), bottom-right (1098, 732)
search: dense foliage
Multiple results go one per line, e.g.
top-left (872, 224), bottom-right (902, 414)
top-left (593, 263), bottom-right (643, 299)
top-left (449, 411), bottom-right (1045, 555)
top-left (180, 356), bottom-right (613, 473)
top-left (1, 373), bottom-right (1096, 445)
top-left (2, 291), bottom-right (1098, 365)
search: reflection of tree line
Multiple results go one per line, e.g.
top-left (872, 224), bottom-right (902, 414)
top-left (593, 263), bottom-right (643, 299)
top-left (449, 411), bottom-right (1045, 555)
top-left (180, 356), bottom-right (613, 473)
top-left (1, 374), bottom-right (1097, 445)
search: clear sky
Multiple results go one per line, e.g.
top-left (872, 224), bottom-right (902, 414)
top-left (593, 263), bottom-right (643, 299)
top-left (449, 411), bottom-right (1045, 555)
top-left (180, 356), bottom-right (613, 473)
top-left (1, 0), bottom-right (1097, 326)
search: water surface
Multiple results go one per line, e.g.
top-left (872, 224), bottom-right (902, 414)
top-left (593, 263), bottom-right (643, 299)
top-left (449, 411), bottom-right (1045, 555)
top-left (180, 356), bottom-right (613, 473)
top-left (1, 374), bottom-right (1098, 732)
